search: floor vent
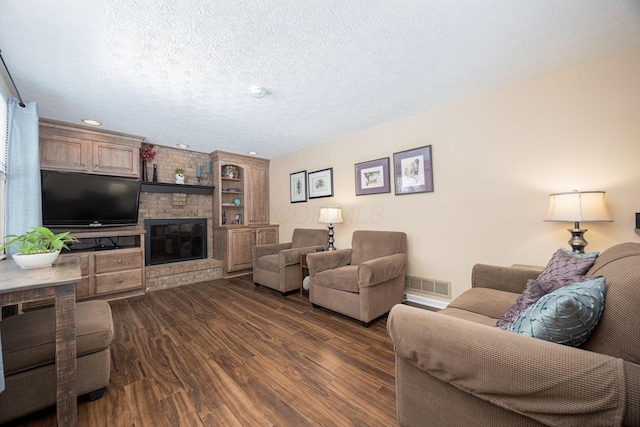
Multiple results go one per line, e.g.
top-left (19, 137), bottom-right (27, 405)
top-left (405, 275), bottom-right (452, 299)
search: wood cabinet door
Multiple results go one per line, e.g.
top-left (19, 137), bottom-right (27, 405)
top-left (92, 142), bottom-right (139, 177)
top-left (247, 166), bottom-right (269, 224)
top-left (40, 135), bottom-right (89, 172)
top-left (256, 226), bottom-right (278, 245)
top-left (227, 228), bottom-right (254, 271)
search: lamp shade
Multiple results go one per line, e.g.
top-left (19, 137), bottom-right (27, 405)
top-left (544, 191), bottom-right (613, 223)
top-left (318, 207), bottom-right (343, 224)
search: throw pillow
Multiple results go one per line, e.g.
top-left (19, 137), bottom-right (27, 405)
top-left (560, 248), bottom-right (599, 259)
top-left (507, 277), bottom-right (606, 347)
top-left (537, 249), bottom-right (598, 282)
top-left (495, 275), bottom-right (594, 330)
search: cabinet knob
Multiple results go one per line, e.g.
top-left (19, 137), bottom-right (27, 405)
top-left (118, 259), bottom-right (123, 263)
top-left (118, 278), bottom-right (123, 283)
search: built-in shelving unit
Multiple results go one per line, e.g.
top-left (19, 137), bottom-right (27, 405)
top-left (220, 173), bottom-right (244, 225)
top-left (210, 150), bottom-right (278, 277)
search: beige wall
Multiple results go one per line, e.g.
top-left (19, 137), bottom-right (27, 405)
top-left (270, 44), bottom-right (640, 301)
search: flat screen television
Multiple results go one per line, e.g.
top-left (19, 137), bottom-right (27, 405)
top-left (41, 170), bottom-right (141, 228)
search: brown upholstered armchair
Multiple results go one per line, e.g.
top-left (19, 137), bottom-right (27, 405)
top-left (252, 228), bottom-right (329, 295)
top-left (307, 230), bottom-right (407, 326)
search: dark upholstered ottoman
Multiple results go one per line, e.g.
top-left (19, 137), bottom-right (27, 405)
top-left (0, 300), bottom-right (114, 423)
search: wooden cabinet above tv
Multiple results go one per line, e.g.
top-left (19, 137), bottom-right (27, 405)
top-left (39, 119), bottom-right (145, 178)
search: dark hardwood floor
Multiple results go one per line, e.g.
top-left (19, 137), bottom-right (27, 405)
top-left (12, 276), bottom-right (400, 426)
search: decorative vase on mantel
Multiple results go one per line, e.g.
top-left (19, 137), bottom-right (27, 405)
top-left (141, 160), bottom-right (148, 181)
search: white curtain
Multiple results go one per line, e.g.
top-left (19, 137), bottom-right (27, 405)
top-left (1, 97), bottom-right (40, 393)
top-left (0, 92), bottom-right (8, 261)
top-left (4, 97), bottom-right (41, 259)
top-left (0, 97), bottom-right (40, 394)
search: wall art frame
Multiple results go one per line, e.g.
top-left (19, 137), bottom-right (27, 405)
top-left (290, 170), bottom-right (307, 203)
top-left (308, 167), bottom-right (334, 199)
top-left (393, 145), bottom-right (434, 195)
top-left (355, 157), bottom-right (391, 196)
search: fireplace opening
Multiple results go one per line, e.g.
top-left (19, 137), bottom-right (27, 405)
top-left (145, 218), bottom-right (207, 266)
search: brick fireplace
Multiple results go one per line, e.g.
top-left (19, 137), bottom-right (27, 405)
top-left (137, 144), bottom-right (223, 291)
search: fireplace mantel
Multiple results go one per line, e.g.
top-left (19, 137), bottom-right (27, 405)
top-left (141, 182), bottom-right (214, 195)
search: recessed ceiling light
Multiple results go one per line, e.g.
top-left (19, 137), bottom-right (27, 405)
top-left (248, 151), bottom-right (258, 155)
top-left (176, 143), bottom-right (189, 149)
top-left (82, 119), bottom-right (102, 126)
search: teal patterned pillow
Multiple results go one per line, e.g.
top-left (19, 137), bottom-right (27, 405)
top-left (507, 277), bottom-right (606, 347)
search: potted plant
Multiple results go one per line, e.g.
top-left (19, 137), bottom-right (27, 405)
top-left (175, 168), bottom-right (185, 184)
top-left (0, 226), bottom-right (78, 269)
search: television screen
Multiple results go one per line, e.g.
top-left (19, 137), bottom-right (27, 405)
top-left (41, 170), bottom-right (141, 228)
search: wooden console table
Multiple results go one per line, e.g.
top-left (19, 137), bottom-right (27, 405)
top-left (0, 257), bottom-right (81, 427)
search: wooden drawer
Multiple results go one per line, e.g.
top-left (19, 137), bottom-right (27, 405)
top-left (95, 269), bottom-right (142, 295)
top-left (95, 249), bottom-right (142, 274)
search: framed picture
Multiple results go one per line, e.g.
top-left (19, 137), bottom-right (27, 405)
top-left (393, 145), bottom-right (434, 195)
top-left (308, 167), bottom-right (334, 199)
top-left (290, 170), bottom-right (307, 203)
top-left (355, 157), bottom-right (390, 196)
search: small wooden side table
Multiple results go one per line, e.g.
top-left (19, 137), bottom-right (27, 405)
top-left (299, 253), bottom-right (309, 296)
top-left (0, 256), bottom-right (80, 427)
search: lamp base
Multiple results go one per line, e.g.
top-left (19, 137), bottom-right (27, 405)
top-left (327, 224), bottom-right (336, 251)
top-left (567, 228), bottom-right (588, 254)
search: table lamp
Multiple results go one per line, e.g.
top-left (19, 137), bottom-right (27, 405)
top-left (544, 190), bottom-right (613, 253)
top-left (318, 207), bottom-right (343, 250)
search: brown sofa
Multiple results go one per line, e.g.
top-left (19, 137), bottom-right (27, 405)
top-left (252, 228), bottom-right (328, 295)
top-left (307, 230), bottom-right (407, 326)
top-left (0, 300), bottom-right (114, 424)
top-left (388, 242), bottom-right (640, 427)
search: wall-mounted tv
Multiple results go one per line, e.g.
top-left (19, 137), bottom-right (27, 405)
top-left (41, 170), bottom-right (141, 228)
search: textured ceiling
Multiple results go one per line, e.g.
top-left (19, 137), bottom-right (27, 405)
top-left (1, 1), bottom-right (639, 158)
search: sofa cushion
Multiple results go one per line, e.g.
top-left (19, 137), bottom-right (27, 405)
top-left (255, 253), bottom-right (280, 273)
top-left (537, 248), bottom-right (598, 282)
top-left (508, 277), bottom-right (606, 347)
top-left (313, 265), bottom-right (359, 293)
top-left (448, 288), bottom-right (520, 320)
top-left (496, 275), bottom-right (595, 330)
top-left (1, 300), bottom-right (114, 376)
top-left (439, 307), bottom-right (504, 327)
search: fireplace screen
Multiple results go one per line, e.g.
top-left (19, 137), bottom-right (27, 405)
top-left (145, 218), bottom-right (207, 266)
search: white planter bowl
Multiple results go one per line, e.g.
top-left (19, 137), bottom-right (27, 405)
top-left (12, 251), bottom-right (61, 269)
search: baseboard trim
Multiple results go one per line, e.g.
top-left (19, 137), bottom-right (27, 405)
top-left (405, 293), bottom-right (450, 310)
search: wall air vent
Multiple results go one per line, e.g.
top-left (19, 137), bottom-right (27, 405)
top-left (405, 275), bottom-right (452, 299)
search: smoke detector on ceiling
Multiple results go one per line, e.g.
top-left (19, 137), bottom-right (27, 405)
top-left (250, 86), bottom-right (267, 98)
